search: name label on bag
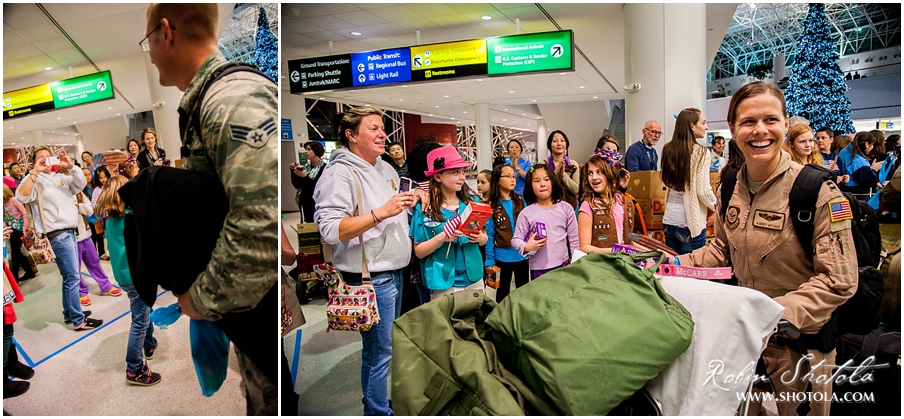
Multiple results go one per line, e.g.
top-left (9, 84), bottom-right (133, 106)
top-left (655, 264), bottom-right (733, 280)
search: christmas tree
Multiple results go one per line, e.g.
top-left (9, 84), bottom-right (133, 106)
top-left (784, 3), bottom-right (856, 135)
top-left (253, 7), bottom-right (278, 82)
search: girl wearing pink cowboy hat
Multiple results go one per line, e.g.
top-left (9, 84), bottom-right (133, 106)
top-left (410, 146), bottom-right (487, 299)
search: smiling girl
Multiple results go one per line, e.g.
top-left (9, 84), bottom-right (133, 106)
top-left (577, 149), bottom-right (634, 254)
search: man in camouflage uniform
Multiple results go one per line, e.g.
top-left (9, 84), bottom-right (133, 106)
top-left (144, 4), bottom-right (277, 414)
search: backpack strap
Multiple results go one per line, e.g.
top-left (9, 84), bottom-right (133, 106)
top-left (718, 165), bottom-right (740, 220)
top-left (178, 62), bottom-right (274, 169)
top-left (789, 164), bottom-right (836, 258)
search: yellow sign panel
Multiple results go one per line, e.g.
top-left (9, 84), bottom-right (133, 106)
top-left (410, 39), bottom-right (487, 70)
top-left (3, 84), bottom-right (53, 111)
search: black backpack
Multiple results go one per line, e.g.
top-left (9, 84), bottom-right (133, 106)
top-left (719, 164), bottom-right (885, 344)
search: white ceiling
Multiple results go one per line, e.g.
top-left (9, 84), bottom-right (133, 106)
top-left (2, 3), bottom-right (236, 150)
top-left (281, 3), bottom-right (740, 131)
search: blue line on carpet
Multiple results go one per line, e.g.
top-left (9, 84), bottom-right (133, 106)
top-left (29, 289), bottom-right (170, 368)
top-left (11, 338), bottom-right (36, 368)
top-left (291, 329), bottom-right (302, 386)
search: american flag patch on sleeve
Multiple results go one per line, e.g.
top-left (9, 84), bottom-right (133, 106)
top-left (828, 198), bottom-right (853, 223)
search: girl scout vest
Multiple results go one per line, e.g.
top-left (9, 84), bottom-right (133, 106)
top-left (585, 194), bottom-right (634, 249)
top-left (492, 195), bottom-right (525, 248)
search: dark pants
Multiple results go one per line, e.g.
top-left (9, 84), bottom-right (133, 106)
top-left (90, 222), bottom-right (106, 257)
top-left (494, 259), bottom-right (530, 302)
top-left (3, 324), bottom-right (12, 369)
top-left (8, 231), bottom-right (33, 281)
top-left (281, 345), bottom-right (299, 415)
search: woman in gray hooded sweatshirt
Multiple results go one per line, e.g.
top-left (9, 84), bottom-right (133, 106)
top-left (313, 106), bottom-right (417, 416)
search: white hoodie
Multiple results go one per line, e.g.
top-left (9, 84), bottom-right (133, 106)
top-left (313, 148), bottom-right (411, 273)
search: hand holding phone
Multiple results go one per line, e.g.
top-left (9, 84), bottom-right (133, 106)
top-left (45, 156), bottom-right (61, 166)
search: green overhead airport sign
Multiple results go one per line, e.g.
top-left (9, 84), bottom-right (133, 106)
top-left (487, 30), bottom-right (574, 75)
top-left (4, 70), bottom-right (115, 120)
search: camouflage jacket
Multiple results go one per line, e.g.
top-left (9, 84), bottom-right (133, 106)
top-left (178, 51), bottom-right (278, 320)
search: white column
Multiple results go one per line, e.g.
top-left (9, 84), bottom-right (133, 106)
top-left (75, 135), bottom-right (85, 157)
top-left (143, 51), bottom-right (184, 159)
top-left (624, 3), bottom-right (707, 154)
top-left (30, 130), bottom-right (45, 147)
top-left (474, 103), bottom-right (492, 171)
top-left (536, 119), bottom-right (549, 164)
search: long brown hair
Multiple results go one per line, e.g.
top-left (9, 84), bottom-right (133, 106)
top-left (579, 156), bottom-right (619, 210)
top-left (94, 175), bottom-right (129, 218)
top-left (661, 108), bottom-right (702, 192)
top-left (427, 171), bottom-right (471, 222)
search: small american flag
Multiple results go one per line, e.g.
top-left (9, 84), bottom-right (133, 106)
top-left (443, 214), bottom-right (462, 238)
top-left (829, 198), bottom-right (853, 223)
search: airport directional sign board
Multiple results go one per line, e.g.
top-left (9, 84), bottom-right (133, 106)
top-left (487, 31), bottom-right (574, 75)
top-left (287, 30), bottom-right (574, 94)
top-left (4, 70), bottom-right (115, 120)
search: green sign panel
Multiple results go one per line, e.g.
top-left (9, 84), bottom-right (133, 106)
top-left (52, 71), bottom-right (114, 108)
top-left (487, 30), bottom-right (574, 75)
top-left (4, 70), bottom-right (114, 120)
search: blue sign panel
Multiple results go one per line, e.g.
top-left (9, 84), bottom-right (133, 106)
top-left (350, 48), bottom-right (412, 87)
top-left (281, 118), bottom-right (293, 141)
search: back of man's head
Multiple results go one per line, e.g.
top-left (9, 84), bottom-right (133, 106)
top-left (147, 4), bottom-right (218, 42)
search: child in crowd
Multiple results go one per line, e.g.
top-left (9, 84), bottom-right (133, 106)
top-left (475, 169), bottom-right (492, 203)
top-left (74, 190), bottom-right (122, 306)
top-left (511, 164), bottom-right (579, 280)
top-left (90, 167), bottom-right (110, 260)
top-left (95, 175), bottom-right (160, 386)
top-left (118, 156), bottom-right (139, 180)
top-left (484, 164), bottom-right (529, 302)
top-left (577, 149), bottom-right (635, 254)
top-left (3, 185), bottom-right (35, 283)
top-left (784, 124), bottom-right (822, 166)
top-left (411, 146), bottom-right (488, 299)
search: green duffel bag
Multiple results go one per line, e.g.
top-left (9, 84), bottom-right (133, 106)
top-left (391, 289), bottom-right (557, 416)
top-left (485, 251), bottom-right (694, 415)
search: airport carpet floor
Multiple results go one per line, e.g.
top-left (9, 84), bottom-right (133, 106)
top-left (3, 249), bottom-right (246, 415)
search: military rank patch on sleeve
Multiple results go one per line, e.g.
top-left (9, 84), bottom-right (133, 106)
top-left (230, 118), bottom-right (276, 148)
top-left (828, 198), bottom-right (853, 223)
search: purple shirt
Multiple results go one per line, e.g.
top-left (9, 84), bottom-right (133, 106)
top-left (511, 201), bottom-right (579, 270)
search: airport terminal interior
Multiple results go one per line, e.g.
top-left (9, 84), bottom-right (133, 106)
top-left (2, 2), bottom-right (902, 416)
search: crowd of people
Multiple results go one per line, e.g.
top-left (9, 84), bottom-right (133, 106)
top-left (300, 80), bottom-right (899, 415)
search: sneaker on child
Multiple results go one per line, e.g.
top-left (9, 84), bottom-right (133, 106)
top-left (126, 362), bottom-right (161, 386)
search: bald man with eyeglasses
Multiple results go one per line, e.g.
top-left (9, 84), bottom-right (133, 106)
top-left (625, 120), bottom-right (662, 172)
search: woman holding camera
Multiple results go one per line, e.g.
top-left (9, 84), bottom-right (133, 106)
top-left (137, 128), bottom-right (169, 171)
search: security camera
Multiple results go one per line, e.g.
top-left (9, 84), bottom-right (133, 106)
top-left (151, 101), bottom-right (165, 109)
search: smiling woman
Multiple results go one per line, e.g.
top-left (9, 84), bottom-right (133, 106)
top-left (677, 81), bottom-right (858, 416)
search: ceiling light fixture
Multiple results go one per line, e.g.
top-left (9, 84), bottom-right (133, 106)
top-left (429, 114), bottom-right (433, 116)
top-left (593, 96), bottom-right (599, 99)
top-left (444, 95), bottom-right (449, 98)
top-left (462, 111), bottom-right (467, 114)
top-left (504, 108), bottom-right (508, 111)
top-left (350, 31), bottom-right (362, 36)
top-left (481, 15), bottom-right (492, 20)
top-left (509, 91), bottom-right (514, 93)
top-left (45, 66), bottom-right (52, 70)
top-left (532, 99), bottom-right (537, 102)
top-left (435, 105), bottom-right (440, 108)
top-left (399, 99), bottom-right (404, 101)
top-left (579, 86), bottom-right (585, 89)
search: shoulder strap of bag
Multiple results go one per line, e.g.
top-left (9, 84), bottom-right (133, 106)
top-left (35, 181), bottom-right (48, 238)
top-left (719, 166), bottom-right (740, 219)
top-left (789, 164), bottom-right (836, 257)
top-left (337, 162), bottom-right (370, 281)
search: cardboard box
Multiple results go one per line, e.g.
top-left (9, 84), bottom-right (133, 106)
top-left (459, 202), bottom-right (492, 235)
top-left (296, 223), bottom-right (321, 248)
top-left (626, 171), bottom-right (667, 199)
top-left (649, 229), bottom-right (666, 243)
top-left (634, 199), bottom-right (666, 230)
top-left (709, 171), bottom-right (721, 196)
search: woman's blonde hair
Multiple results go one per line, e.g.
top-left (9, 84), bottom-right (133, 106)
top-left (95, 175), bottom-right (129, 218)
top-left (3, 184), bottom-right (13, 203)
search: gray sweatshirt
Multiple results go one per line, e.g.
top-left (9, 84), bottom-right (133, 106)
top-left (313, 149), bottom-right (411, 273)
top-left (16, 168), bottom-right (87, 234)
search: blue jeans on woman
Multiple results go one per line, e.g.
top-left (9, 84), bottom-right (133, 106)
top-left (663, 224), bottom-right (707, 255)
top-left (49, 229), bottom-right (85, 326)
top-left (346, 269), bottom-right (403, 416)
top-left (120, 284), bottom-right (157, 373)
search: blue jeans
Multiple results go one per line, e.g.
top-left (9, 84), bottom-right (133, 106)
top-left (50, 229), bottom-right (85, 326)
top-left (120, 284), bottom-right (157, 373)
top-left (347, 269), bottom-right (402, 416)
top-left (663, 224), bottom-right (707, 255)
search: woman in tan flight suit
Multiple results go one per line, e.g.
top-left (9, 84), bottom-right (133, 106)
top-left (676, 81), bottom-right (857, 415)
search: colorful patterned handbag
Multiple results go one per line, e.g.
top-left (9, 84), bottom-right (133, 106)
top-left (325, 164), bottom-right (379, 332)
